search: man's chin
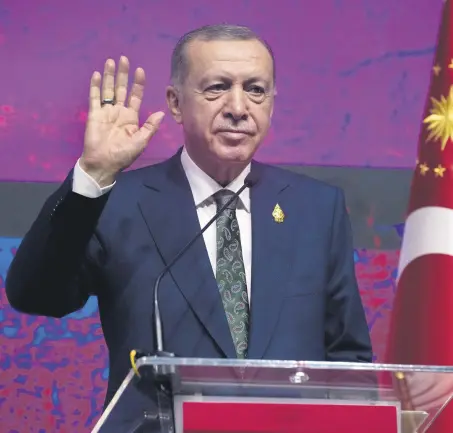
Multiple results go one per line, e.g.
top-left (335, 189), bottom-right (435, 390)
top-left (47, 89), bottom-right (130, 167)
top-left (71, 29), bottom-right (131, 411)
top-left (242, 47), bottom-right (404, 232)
top-left (215, 139), bottom-right (257, 162)
top-left (216, 148), bottom-right (252, 164)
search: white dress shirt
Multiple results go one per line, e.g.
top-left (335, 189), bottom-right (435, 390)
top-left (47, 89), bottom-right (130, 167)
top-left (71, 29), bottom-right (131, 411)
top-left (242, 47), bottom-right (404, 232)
top-left (72, 148), bottom-right (252, 301)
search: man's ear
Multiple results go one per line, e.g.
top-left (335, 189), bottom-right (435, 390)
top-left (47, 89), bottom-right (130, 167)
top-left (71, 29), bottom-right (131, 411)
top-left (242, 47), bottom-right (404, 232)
top-left (165, 85), bottom-right (182, 124)
top-left (269, 86), bottom-right (277, 119)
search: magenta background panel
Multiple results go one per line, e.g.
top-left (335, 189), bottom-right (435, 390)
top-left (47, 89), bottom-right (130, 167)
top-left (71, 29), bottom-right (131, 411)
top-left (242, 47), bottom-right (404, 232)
top-left (0, 0), bottom-right (443, 182)
top-left (0, 239), bottom-right (399, 432)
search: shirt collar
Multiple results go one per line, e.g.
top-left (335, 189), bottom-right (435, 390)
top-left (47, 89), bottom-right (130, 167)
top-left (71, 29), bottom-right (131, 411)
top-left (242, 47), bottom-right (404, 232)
top-left (180, 146), bottom-right (251, 212)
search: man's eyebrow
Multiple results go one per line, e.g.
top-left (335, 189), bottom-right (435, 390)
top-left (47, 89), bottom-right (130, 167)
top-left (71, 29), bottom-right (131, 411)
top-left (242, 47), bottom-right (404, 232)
top-left (199, 75), bottom-right (270, 87)
top-left (199, 74), bottom-right (232, 86)
top-left (243, 77), bottom-right (270, 86)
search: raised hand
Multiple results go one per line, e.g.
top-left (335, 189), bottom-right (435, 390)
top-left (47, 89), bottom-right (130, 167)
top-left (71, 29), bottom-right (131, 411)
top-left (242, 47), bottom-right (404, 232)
top-left (80, 56), bottom-right (165, 187)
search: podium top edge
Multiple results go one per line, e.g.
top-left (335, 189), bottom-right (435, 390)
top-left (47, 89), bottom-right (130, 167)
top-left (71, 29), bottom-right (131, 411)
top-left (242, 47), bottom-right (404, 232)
top-left (135, 356), bottom-right (453, 373)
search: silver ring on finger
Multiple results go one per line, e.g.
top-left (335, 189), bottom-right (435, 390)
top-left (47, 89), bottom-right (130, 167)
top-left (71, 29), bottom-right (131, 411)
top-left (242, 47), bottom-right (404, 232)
top-left (101, 97), bottom-right (116, 106)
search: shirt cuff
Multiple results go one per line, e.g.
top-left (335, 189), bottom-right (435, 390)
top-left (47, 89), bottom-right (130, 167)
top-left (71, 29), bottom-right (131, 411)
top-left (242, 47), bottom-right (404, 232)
top-left (72, 159), bottom-right (116, 198)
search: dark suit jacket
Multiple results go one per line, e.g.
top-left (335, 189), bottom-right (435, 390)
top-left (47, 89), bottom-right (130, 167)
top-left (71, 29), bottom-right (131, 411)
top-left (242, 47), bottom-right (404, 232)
top-left (5, 149), bottom-right (372, 429)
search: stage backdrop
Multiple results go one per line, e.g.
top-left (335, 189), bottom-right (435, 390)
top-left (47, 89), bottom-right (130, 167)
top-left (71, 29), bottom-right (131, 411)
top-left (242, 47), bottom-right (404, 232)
top-left (0, 0), bottom-right (442, 431)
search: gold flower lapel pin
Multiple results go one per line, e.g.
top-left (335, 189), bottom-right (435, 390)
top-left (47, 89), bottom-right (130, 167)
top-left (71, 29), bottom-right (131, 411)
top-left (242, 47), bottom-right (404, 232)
top-left (272, 203), bottom-right (285, 223)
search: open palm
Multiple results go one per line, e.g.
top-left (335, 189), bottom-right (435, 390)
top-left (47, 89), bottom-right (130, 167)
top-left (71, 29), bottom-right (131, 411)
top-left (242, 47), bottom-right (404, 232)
top-left (81, 56), bottom-right (164, 185)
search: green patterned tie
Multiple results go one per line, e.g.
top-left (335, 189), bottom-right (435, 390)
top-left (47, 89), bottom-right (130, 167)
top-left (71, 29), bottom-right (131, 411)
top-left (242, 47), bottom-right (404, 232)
top-left (214, 189), bottom-right (250, 359)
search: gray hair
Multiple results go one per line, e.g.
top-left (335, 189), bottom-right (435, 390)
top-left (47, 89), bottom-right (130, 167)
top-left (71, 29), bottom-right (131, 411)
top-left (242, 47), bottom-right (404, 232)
top-left (170, 24), bottom-right (276, 87)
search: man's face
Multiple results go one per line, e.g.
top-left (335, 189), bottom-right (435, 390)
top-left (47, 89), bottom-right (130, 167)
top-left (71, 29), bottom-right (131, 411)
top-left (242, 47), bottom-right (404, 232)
top-left (167, 38), bottom-right (275, 175)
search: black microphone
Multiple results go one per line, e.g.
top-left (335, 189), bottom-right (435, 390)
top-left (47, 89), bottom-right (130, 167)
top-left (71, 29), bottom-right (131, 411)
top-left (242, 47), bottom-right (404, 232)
top-left (153, 172), bottom-right (259, 356)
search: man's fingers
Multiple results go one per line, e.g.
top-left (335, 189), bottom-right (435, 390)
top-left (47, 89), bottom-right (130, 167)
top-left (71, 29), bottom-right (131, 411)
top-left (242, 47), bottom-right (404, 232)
top-left (135, 111), bottom-right (165, 143)
top-left (101, 59), bottom-right (116, 102)
top-left (89, 71), bottom-right (102, 111)
top-left (127, 67), bottom-right (146, 112)
top-left (115, 56), bottom-right (129, 106)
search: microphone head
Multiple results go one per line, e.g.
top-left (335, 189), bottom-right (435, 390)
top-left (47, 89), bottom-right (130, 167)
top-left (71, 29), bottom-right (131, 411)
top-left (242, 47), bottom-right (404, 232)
top-left (244, 172), bottom-right (259, 188)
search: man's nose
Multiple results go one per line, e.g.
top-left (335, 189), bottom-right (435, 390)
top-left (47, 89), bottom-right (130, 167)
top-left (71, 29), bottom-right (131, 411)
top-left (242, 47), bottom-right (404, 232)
top-left (223, 86), bottom-right (248, 121)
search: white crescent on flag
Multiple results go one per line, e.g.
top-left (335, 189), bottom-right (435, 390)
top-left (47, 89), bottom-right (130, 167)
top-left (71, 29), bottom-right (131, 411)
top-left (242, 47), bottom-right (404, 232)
top-left (397, 206), bottom-right (453, 282)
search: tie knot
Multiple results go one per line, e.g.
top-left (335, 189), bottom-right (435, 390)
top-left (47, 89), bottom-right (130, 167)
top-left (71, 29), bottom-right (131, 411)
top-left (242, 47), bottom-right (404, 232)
top-left (214, 189), bottom-right (238, 210)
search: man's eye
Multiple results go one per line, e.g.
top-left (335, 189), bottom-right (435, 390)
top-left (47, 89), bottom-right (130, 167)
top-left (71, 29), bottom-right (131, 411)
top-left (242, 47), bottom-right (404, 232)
top-left (248, 86), bottom-right (265, 94)
top-left (206, 84), bottom-right (227, 92)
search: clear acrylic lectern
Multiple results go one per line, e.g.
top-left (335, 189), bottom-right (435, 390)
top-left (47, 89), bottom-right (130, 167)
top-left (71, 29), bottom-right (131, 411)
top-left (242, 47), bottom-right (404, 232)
top-left (91, 357), bottom-right (453, 433)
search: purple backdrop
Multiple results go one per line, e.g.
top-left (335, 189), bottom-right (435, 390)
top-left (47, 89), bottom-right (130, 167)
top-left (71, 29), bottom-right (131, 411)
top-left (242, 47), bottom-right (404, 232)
top-left (0, 0), bottom-right (442, 182)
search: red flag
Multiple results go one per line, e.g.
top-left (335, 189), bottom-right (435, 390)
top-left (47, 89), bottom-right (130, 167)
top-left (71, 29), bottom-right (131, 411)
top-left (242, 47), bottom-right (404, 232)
top-left (386, 1), bottom-right (453, 431)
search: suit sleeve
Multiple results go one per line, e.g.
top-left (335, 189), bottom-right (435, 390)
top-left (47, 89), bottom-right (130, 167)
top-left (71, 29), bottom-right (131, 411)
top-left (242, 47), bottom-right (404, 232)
top-left (324, 188), bottom-right (373, 363)
top-left (5, 170), bottom-right (110, 318)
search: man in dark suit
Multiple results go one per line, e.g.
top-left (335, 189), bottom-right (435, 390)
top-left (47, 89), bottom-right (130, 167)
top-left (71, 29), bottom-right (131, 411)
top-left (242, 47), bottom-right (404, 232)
top-left (5, 24), bottom-right (372, 430)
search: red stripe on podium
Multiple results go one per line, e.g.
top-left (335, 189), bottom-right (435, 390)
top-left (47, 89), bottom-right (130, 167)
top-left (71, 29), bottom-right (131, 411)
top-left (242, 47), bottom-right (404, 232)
top-left (182, 401), bottom-right (398, 433)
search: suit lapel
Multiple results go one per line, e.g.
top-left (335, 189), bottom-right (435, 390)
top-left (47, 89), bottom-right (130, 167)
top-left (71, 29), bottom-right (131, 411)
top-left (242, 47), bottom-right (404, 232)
top-left (137, 153), bottom-right (236, 358)
top-left (247, 163), bottom-right (292, 359)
